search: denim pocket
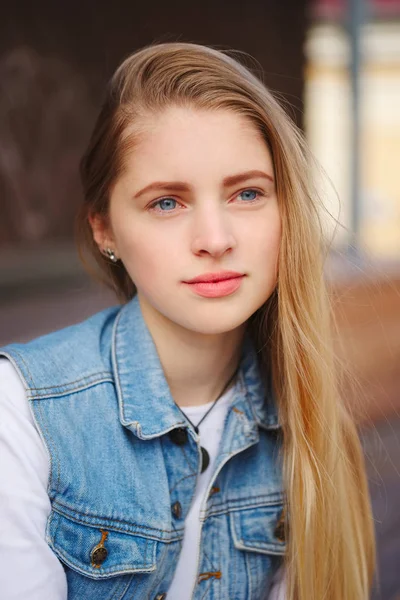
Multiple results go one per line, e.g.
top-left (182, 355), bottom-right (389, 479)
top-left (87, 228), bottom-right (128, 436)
top-left (230, 501), bottom-right (286, 555)
top-left (47, 510), bottom-right (158, 580)
top-left (229, 501), bottom-right (286, 600)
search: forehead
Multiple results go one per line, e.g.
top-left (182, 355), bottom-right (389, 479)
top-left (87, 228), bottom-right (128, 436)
top-left (120, 106), bottom-right (273, 185)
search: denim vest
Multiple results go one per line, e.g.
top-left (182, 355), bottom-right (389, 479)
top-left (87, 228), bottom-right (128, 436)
top-left (0, 296), bottom-right (285, 600)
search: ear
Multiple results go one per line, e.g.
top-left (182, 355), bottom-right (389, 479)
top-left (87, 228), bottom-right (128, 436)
top-left (88, 213), bottom-right (116, 253)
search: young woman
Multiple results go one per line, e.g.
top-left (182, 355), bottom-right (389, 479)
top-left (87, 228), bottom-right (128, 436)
top-left (0, 42), bottom-right (375, 599)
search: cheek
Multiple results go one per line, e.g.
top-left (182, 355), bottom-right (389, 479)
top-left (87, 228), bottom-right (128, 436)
top-left (246, 211), bottom-right (281, 267)
top-left (251, 220), bottom-right (281, 303)
top-left (116, 224), bottom-right (176, 287)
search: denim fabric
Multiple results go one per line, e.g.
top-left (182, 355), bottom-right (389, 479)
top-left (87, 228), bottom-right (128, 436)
top-left (0, 296), bottom-right (285, 600)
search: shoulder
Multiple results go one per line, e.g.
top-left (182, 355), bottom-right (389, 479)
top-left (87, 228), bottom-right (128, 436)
top-left (0, 356), bottom-right (48, 476)
top-left (2, 303), bottom-right (120, 360)
top-left (0, 356), bottom-right (26, 400)
top-left (0, 357), bottom-right (30, 426)
top-left (0, 358), bottom-right (68, 599)
top-left (0, 305), bottom-right (121, 394)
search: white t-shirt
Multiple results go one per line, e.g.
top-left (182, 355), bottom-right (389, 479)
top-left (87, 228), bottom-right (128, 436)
top-left (0, 358), bottom-right (285, 599)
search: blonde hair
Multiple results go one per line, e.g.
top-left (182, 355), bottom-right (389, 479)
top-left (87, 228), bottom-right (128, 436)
top-left (77, 42), bottom-right (376, 599)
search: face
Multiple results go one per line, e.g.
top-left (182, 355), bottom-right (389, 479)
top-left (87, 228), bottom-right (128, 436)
top-left (92, 106), bottom-right (281, 336)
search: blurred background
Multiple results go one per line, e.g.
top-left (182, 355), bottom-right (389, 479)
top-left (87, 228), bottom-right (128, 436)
top-left (0, 0), bottom-right (399, 597)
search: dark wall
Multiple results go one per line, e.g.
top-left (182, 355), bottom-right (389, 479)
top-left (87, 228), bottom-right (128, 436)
top-left (0, 0), bottom-right (307, 247)
top-left (1, 0), bottom-right (307, 111)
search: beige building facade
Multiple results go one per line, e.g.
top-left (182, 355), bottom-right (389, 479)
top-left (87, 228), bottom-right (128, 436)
top-left (305, 20), bottom-right (400, 258)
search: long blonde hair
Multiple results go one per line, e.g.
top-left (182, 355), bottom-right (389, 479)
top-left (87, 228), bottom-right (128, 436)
top-left (77, 42), bottom-right (376, 599)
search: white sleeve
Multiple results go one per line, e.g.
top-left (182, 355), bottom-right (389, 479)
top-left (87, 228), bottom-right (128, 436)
top-left (0, 358), bottom-right (68, 600)
top-left (268, 565), bottom-right (286, 600)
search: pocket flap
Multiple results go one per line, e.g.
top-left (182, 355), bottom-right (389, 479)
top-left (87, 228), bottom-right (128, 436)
top-left (230, 502), bottom-right (286, 555)
top-left (47, 511), bottom-right (157, 579)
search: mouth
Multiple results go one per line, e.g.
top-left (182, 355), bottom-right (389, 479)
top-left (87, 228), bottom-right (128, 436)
top-left (183, 271), bottom-right (245, 298)
top-left (184, 271), bottom-right (244, 284)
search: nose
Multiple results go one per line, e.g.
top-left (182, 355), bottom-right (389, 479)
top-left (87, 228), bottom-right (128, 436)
top-left (190, 205), bottom-right (236, 258)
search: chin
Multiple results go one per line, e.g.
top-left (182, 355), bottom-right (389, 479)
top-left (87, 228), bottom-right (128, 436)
top-left (141, 289), bottom-right (268, 336)
top-left (185, 320), bottom-right (244, 336)
top-left (175, 304), bottom-right (257, 336)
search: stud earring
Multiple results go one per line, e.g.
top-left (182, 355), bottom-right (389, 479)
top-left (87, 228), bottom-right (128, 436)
top-left (103, 247), bottom-right (119, 263)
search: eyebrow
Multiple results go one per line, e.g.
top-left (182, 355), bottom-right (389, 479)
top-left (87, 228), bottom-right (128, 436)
top-left (133, 170), bottom-right (274, 199)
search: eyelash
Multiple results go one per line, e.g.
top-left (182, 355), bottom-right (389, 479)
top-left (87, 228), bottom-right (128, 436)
top-left (147, 188), bottom-right (265, 214)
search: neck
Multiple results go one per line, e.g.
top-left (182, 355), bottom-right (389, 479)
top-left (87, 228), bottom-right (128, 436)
top-left (138, 296), bottom-right (245, 408)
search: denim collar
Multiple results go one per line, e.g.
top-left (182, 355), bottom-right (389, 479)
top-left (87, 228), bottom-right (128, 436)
top-left (112, 295), bottom-right (279, 439)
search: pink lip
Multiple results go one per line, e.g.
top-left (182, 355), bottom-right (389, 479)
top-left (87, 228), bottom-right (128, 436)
top-left (184, 271), bottom-right (244, 284)
top-left (183, 271), bottom-right (245, 298)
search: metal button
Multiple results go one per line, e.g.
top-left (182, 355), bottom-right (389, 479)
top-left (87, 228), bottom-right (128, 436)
top-left (171, 501), bottom-right (182, 519)
top-left (274, 509), bottom-right (285, 542)
top-left (90, 530), bottom-right (109, 568)
top-left (168, 427), bottom-right (188, 446)
top-left (154, 594), bottom-right (167, 600)
top-left (91, 546), bottom-right (108, 566)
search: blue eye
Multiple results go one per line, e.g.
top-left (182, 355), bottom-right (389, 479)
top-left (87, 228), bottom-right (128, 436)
top-left (156, 198), bottom-right (177, 211)
top-left (238, 189), bottom-right (259, 202)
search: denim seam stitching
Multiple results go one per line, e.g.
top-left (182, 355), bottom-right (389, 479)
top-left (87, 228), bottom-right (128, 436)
top-left (52, 553), bottom-right (155, 576)
top-left (37, 400), bottom-right (61, 494)
top-left (199, 578), bottom-right (213, 600)
top-left (52, 503), bottom-right (182, 537)
top-left (28, 377), bottom-right (114, 399)
top-left (27, 371), bottom-right (112, 391)
top-left (203, 548), bottom-right (217, 571)
top-left (237, 539), bottom-right (286, 551)
top-left (203, 497), bottom-right (284, 519)
top-left (179, 443), bottom-right (198, 475)
top-left (7, 349), bottom-right (35, 387)
top-left (232, 524), bottom-right (238, 598)
top-left (246, 549), bottom-right (253, 600)
top-left (110, 574), bottom-right (136, 600)
top-left (111, 309), bottom-right (125, 423)
top-left (169, 472), bottom-right (197, 495)
top-left (144, 536), bottom-right (148, 567)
